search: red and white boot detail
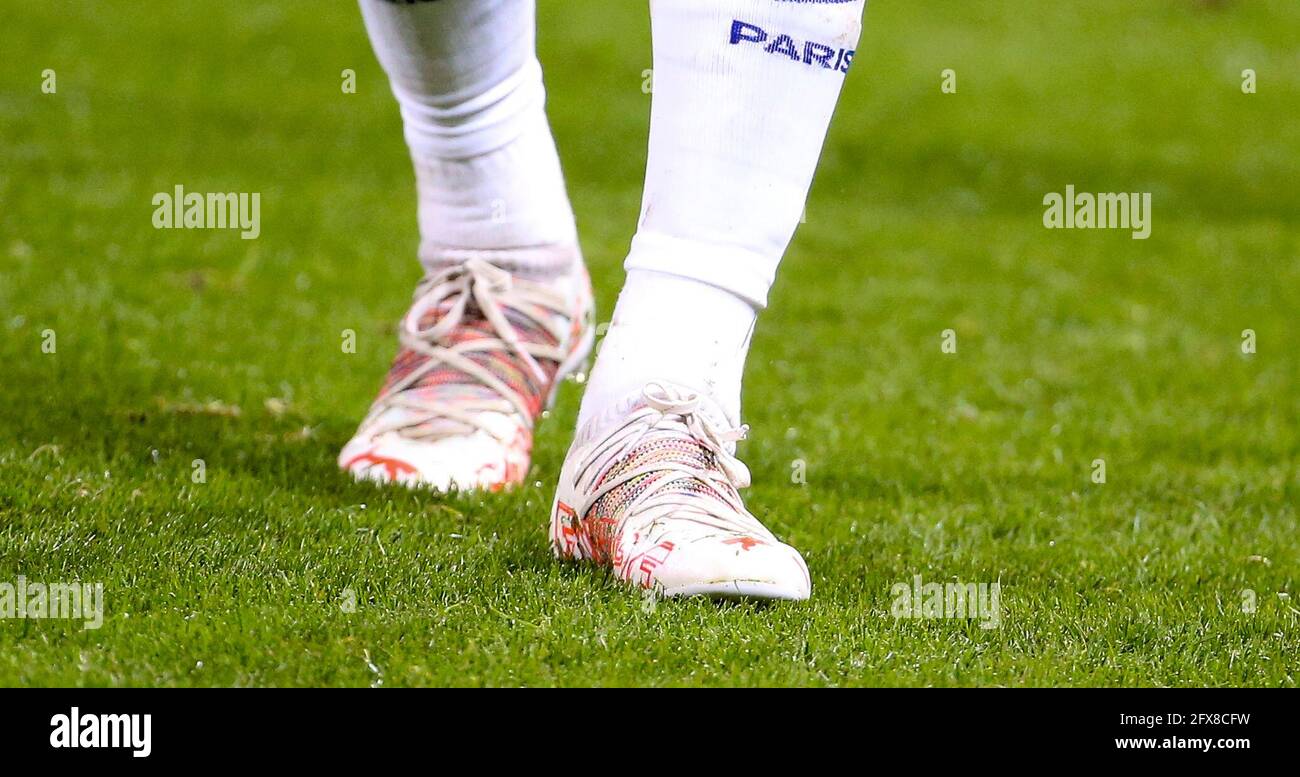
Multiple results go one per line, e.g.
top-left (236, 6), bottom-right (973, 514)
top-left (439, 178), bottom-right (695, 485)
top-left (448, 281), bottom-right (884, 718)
top-left (551, 382), bottom-right (810, 600)
top-left (341, 247), bottom-right (594, 492)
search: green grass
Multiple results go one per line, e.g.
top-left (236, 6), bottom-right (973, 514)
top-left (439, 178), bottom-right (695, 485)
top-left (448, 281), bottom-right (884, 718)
top-left (1, 0), bottom-right (1297, 686)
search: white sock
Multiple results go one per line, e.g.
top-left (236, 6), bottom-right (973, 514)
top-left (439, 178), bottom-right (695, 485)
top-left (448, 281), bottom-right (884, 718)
top-left (579, 0), bottom-right (865, 430)
top-left (584, 269), bottom-right (756, 428)
top-left (359, 0), bottom-right (578, 271)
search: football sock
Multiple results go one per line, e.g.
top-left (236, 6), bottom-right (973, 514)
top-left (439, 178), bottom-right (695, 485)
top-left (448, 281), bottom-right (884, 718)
top-left (587, 269), bottom-right (757, 428)
top-left (359, 0), bottom-right (578, 271)
top-left (579, 0), bottom-right (866, 429)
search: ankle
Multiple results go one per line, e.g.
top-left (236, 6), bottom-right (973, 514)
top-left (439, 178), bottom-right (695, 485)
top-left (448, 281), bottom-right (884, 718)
top-left (578, 270), bottom-right (756, 430)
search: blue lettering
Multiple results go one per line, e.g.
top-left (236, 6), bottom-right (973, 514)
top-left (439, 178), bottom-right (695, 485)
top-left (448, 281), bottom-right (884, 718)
top-left (730, 20), bottom-right (767, 45)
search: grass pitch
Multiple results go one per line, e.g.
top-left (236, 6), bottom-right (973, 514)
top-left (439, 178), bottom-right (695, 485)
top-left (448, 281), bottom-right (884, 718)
top-left (1, 0), bottom-right (1297, 686)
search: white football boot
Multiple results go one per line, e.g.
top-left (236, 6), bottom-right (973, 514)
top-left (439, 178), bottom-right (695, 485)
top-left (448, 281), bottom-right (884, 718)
top-left (550, 382), bottom-right (811, 600)
top-left (340, 246), bottom-right (594, 492)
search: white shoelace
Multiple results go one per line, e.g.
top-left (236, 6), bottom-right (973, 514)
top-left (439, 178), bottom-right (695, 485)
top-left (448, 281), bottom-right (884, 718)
top-left (364, 258), bottom-right (570, 442)
top-left (575, 383), bottom-right (772, 539)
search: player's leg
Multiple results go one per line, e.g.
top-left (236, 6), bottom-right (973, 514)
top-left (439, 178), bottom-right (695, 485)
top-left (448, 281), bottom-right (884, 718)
top-left (342, 0), bottom-right (594, 492)
top-left (551, 0), bottom-right (866, 599)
